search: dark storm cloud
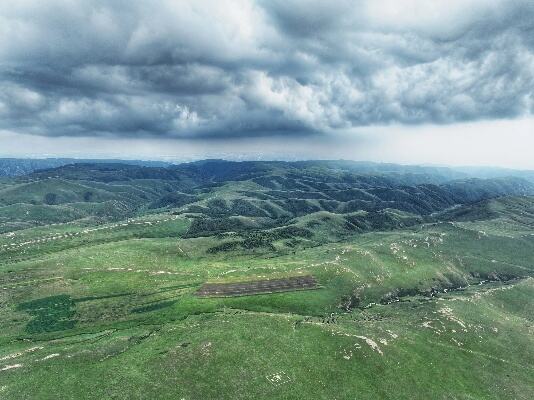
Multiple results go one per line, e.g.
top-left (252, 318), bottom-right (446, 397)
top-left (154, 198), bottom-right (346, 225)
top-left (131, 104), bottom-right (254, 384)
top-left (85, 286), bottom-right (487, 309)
top-left (0, 0), bottom-right (532, 139)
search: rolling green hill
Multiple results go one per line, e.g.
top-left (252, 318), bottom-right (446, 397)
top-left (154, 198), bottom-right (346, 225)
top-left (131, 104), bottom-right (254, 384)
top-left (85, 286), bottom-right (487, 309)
top-left (0, 160), bottom-right (533, 399)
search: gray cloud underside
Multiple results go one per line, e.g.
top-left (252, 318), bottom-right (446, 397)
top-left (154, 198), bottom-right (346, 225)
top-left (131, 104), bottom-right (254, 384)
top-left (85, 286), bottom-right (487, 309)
top-left (0, 0), bottom-right (533, 139)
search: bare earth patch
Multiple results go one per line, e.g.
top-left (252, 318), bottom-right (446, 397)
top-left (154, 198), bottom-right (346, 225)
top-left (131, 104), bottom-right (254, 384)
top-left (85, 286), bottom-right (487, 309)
top-left (266, 371), bottom-right (291, 387)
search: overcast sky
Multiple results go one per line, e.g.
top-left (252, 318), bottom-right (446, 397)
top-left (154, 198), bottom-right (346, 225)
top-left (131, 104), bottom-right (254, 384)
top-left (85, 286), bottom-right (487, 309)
top-left (0, 0), bottom-right (533, 167)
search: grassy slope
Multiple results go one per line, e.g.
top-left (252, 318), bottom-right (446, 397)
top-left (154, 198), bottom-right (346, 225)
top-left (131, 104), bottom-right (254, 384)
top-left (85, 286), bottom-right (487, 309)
top-left (1, 164), bottom-right (534, 399)
top-left (0, 198), bottom-right (533, 399)
top-left (1, 278), bottom-right (532, 399)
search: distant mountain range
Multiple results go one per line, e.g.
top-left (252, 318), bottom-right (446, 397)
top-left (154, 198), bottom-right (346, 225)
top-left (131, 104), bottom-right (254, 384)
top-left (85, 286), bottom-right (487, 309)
top-left (2, 159), bottom-right (534, 237)
top-left (2, 157), bottom-right (534, 183)
top-left (0, 158), bottom-right (172, 177)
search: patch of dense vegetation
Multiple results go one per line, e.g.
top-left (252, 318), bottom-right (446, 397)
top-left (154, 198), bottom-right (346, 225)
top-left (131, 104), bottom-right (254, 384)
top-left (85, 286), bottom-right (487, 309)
top-left (207, 225), bottom-right (314, 253)
top-left (17, 294), bottom-right (76, 334)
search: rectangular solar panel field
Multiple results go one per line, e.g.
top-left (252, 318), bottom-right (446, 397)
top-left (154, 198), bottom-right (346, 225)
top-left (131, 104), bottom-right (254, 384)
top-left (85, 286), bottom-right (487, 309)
top-left (195, 275), bottom-right (319, 297)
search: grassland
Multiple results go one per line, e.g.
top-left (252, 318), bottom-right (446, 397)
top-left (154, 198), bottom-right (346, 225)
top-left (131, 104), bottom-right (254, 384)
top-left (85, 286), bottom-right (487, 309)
top-left (0, 161), bottom-right (533, 399)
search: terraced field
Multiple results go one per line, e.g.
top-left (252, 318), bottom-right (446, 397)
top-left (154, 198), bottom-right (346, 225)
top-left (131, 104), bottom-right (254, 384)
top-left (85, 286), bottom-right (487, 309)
top-left (0, 160), bottom-right (533, 399)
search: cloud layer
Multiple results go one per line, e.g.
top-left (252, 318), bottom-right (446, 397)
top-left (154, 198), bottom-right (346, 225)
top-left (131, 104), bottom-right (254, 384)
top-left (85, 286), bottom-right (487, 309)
top-left (0, 0), bottom-right (532, 139)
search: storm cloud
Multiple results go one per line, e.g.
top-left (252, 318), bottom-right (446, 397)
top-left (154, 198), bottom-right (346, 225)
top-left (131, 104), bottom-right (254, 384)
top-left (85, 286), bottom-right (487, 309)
top-left (0, 0), bottom-right (533, 139)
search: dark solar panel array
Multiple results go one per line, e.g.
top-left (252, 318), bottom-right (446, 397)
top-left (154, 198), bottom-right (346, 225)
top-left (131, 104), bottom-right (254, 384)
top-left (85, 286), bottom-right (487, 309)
top-left (196, 275), bottom-right (318, 297)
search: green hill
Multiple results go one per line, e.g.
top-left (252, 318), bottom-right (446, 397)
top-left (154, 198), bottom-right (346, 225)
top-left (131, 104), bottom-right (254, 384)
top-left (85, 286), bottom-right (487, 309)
top-left (0, 160), bottom-right (533, 399)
